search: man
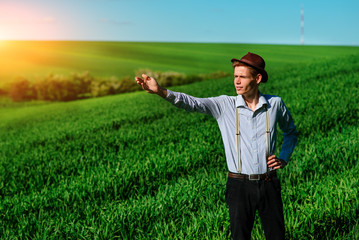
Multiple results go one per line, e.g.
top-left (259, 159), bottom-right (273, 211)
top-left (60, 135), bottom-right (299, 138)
top-left (135, 52), bottom-right (297, 240)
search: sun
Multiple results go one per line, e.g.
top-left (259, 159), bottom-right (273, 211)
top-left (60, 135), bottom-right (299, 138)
top-left (0, 30), bottom-right (9, 41)
top-left (0, 35), bottom-right (8, 46)
top-left (0, 36), bottom-right (6, 46)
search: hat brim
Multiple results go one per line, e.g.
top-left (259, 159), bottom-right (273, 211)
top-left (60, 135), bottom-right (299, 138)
top-left (231, 58), bottom-right (268, 83)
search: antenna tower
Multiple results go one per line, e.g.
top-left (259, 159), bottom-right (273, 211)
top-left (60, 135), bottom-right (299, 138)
top-left (301, 5), bottom-right (304, 45)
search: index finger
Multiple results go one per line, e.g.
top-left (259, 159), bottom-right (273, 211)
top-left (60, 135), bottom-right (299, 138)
top-left (141, 74), bottom-right (152, 80)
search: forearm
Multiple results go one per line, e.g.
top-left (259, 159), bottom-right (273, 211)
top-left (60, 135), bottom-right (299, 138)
top-left (165, 90), bottom-right (223, 118)
top-left (278, 99), bottom-right (298, 163)
top-left (278, 129), bottom-right (298, 162)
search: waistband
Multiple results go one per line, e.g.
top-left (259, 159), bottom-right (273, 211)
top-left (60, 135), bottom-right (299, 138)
top-left (228, 171), bottom-right (277, 181)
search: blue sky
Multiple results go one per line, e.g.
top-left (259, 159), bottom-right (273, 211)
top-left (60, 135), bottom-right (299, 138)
top-left (0, 0), bottom-right (358, 45)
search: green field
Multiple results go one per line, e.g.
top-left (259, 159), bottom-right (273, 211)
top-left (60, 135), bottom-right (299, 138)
top-left (0, 42), bottom-right (359, 239)
top-left (1, 41), bottom-right (359, 82)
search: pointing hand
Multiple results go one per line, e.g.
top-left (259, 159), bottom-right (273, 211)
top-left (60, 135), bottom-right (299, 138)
top-left (135, 74), bottom-right (168, 98)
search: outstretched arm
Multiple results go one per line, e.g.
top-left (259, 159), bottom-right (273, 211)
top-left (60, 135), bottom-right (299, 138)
top-left (135, 74), bottom-right (168, 98)
top-left (135, 74), bottom-right (226, 118)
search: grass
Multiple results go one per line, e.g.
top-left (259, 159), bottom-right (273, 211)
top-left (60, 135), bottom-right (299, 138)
top-left (0, 42), bottom-right (358, 239)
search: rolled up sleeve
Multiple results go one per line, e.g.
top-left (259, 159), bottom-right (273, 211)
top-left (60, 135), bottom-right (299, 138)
top-left (277, 99), bottom-right (298, 163)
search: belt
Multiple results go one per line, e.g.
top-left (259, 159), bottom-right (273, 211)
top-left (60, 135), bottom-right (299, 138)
top-left (228, 171), bottom-right (277, 181)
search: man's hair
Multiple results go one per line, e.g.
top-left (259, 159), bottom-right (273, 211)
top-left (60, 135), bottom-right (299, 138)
top-left (232, 61), bottom-right (259, 78)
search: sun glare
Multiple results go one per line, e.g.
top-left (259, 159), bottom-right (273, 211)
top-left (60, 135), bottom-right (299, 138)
top-left (0, 35), bottom-right (6, 47)
top-left (0, 32), bottom-right (10, 46)
top-left (0, 3), bottom-right (60, 41)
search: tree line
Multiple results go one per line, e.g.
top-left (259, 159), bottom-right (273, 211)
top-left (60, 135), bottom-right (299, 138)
top-left (0, 70), bottom-right (229, 102)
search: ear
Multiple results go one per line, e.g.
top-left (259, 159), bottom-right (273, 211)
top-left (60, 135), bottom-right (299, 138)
top-left (256, 73), bottom-right (262, 84)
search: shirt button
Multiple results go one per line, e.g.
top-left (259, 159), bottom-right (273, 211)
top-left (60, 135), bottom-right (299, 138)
top-left (253, 137), bottom-right (256, 141)
top-left (253, 149), bottom-right (257, 152)
top-left (254, 162), bottom-right (258, 165)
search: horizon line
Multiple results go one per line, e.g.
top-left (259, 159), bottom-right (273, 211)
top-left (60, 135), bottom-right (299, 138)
top-left (1, 39), bottom-right (358, 47)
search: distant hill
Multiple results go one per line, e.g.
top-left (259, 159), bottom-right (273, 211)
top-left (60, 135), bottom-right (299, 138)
top-left (1, 41), bottom-right (359, 83)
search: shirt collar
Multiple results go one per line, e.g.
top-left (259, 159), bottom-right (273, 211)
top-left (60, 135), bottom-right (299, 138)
top-left (235, 92), bottom-right (270, 110)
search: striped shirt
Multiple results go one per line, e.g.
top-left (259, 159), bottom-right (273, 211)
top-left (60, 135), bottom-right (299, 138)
top-left (165, 90), bottom-right (298, 174)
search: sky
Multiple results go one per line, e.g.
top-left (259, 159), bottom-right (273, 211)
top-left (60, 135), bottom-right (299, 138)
top-left (0, 0), bottom-right (358, 46)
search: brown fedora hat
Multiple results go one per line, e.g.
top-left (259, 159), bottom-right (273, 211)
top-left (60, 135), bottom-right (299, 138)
top-left (231, 52), bottom-right (268, 83)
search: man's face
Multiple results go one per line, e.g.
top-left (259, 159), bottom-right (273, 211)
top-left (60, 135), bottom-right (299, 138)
top-left (233, 66), bottom-right (261, 96)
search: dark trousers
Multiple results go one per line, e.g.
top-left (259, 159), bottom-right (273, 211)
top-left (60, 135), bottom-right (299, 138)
top-left (225, 176), bottom-right (285, 240)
